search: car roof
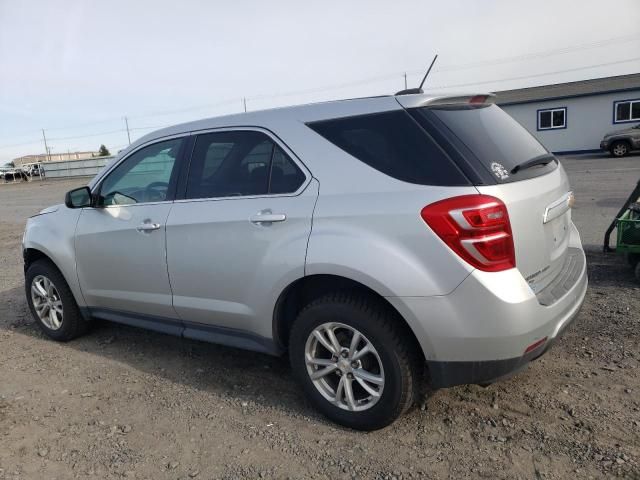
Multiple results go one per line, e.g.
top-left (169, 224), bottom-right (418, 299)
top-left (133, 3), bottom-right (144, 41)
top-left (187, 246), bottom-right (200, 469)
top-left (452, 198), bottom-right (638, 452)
top-left (128, 91), bottom-right (485, 149)
top-left (88, 91), bottom-right (490, 189)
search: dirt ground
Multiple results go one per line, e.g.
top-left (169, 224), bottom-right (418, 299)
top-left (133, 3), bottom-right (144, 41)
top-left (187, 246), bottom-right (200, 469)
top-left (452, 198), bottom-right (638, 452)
top-left (0, 157), bottom-right (639, 480)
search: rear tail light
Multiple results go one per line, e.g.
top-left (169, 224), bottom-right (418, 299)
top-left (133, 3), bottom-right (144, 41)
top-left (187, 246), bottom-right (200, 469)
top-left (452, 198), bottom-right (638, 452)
top-left (420, 195), bottom-right (515, 272)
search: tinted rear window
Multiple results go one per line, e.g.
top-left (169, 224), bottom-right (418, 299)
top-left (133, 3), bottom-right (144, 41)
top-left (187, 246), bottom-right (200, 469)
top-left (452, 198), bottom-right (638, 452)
top-left (412, 104), bottom-right (556, 183)
top-left (307, 110), bottom-right (469, 186)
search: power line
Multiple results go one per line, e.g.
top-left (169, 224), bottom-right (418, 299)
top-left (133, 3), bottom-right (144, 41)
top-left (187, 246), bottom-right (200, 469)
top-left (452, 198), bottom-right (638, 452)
top-left (1, 54), bottom-right (637, 153)
top-left (43, 117), bottom-right (122, 132)
top-left (127, 98), bottom-right (241, 120)
top-left (427, 56), bottom-right (640, 90)
top-left (128, 124), bottom-right (170, 132)
top-left (246, 72), bottom-right (401, 102)
top-left (2, 32), bottom-right (637, 144)
top-left (433, 33), bottom-right (640, 73)
top-left (1, 34), bottom-right (639, 154)
top-left (0, 138), bottom-right (45, 149)
top-left (47, 128), bottom-right (124, 141)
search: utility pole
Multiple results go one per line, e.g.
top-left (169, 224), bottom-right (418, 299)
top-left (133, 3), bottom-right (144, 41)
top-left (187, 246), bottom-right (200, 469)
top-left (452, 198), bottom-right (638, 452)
top-left (124, 116), bottom-right (131, 145)
top-left (243, 97), bottom-right (247, 113)
top-left (41, 129), bottom-right (51, 162)
top-left (404, 72), bottom-right (407, 90)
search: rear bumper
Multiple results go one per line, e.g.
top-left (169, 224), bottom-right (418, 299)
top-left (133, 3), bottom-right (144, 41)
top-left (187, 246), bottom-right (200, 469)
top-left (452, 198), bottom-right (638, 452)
top-left (386, 232), bottom-right (588, 388)
top-left (426, 281), bottom-right (584, 388)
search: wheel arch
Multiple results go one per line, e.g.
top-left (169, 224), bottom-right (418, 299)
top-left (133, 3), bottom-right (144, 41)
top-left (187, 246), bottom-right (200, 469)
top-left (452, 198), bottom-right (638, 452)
top-left (272, 273), bottom-right (426, 363)
top-left (24, 247), bottom-right (55, 270)
top-left (611, 138), bottom-right (631, 150)
top-left (23, 246), bottom-right (87, 309)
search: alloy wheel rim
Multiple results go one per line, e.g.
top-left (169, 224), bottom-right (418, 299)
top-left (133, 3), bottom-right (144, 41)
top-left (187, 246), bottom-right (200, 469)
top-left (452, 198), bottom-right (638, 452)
top-left (31, 275), bottom-right (63, 330)
top-left (305, 322), bottom-right (385, 412)
top-left (614, 144), bottom-right (627, 156)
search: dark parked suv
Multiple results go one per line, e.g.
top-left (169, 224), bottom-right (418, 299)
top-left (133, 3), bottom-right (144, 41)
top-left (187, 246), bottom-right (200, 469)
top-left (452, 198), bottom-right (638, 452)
top-left (601, 124), bottom-right (640, 157)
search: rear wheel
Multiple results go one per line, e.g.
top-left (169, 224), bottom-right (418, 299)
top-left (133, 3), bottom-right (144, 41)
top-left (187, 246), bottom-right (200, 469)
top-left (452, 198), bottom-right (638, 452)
top-left (635, 261), bottom-right (640, 282)
top-left (627, 253), bottom-right (640, 266)
top-left (611, 141), bottom-right (630, 157)
top-left (289, 293), bottom-right (421, 430)
top-left (25, 259), bottom-right (88, 341)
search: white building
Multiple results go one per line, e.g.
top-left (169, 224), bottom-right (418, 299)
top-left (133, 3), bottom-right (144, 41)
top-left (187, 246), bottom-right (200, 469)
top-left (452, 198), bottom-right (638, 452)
top-left (495, 73), bottom-right (640, 154)
top-left (12, 150), bottom-right (99, 167)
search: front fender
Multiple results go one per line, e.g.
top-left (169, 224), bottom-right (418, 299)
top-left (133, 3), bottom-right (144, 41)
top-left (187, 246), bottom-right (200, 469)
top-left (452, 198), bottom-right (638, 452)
top-left (24, 208), bottom-right (85, 307)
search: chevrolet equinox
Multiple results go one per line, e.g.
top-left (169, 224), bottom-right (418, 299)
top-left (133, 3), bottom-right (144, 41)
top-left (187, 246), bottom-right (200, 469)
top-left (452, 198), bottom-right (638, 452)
top-left (23, 93), bottom-right (587, 430)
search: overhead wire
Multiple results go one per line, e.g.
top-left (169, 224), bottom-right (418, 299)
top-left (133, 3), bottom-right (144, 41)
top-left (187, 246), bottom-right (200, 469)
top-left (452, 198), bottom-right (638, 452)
top-left (0, 33), bottom-right (638, 153)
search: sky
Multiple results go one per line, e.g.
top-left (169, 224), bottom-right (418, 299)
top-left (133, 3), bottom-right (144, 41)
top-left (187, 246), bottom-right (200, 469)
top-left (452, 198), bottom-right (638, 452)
top-left (0, 0), bottom-right (639, 163)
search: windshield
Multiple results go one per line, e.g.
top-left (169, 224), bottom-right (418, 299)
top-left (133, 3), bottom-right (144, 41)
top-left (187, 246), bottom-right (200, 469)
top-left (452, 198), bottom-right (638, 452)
top-left (411, 104), bottom-right (557, 184)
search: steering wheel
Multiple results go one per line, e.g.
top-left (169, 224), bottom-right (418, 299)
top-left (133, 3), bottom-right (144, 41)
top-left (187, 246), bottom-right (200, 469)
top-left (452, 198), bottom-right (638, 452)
top-left (145, 181), bottom-right (169, 202)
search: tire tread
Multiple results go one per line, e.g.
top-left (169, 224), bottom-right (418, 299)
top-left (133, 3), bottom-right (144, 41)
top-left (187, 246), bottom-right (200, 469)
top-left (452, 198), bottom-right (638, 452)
top-left (290, 291), bottom-right (422, 429)
top-left (26, 259), bottom-right (88, 341)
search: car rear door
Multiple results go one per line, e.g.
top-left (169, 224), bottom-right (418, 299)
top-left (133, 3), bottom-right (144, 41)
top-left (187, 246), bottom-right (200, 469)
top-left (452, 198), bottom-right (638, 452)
top-left (165, 129), bottom-right (317, 345)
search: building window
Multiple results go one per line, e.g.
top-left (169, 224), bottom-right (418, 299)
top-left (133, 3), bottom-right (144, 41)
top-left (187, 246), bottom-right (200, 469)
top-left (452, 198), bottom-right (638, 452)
top-left (614, 99), bottom-right (640, 123)
top-left (537, 107), bottom-right (566, 130)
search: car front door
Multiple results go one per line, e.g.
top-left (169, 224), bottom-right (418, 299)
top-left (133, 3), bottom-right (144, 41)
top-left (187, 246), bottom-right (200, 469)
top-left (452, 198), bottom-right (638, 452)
top-left (75, 137), bottom-right (187, 320)
top-left (165, 129), bottom-right (317, 346)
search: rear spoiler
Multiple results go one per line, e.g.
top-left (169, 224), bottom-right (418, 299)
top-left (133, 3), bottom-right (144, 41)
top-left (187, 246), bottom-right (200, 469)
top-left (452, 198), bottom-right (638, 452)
top-left (395, 93), bottom-right (496, 109)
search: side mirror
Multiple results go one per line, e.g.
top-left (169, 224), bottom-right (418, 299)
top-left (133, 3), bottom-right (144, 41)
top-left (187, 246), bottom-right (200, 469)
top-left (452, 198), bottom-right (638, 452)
top-left (65, 186), bottom-right (93, 209)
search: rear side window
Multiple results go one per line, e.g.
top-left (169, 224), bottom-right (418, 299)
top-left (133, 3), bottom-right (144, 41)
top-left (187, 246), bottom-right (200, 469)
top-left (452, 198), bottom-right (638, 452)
top-left (307, 111), bottom-right (468, 186)
top-left (186, 130), bottom-right (305, 199)
top-left (412, 104), bottom-right (556, 183)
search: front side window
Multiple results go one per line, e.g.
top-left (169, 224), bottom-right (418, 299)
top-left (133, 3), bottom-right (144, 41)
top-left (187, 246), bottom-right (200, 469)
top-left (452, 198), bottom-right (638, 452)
top-left (537, 107), bottom-right (566, 130)
top-left (186, 130), bottom-right (305, 199)
top-left (614, 99), bottom-right (640, 123)
top-left (99, 138), bottom-right (183, 206)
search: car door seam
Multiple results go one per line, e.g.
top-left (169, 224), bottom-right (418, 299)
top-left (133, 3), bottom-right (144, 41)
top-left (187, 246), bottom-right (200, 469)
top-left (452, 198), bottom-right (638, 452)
top-left (164, 201), bottom-right (182, 329)
top-left (303, 177), bottom-right (321, 277)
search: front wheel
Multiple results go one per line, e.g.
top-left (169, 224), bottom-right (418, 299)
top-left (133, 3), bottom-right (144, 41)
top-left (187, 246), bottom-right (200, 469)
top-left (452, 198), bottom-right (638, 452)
top-left (25, 259), bottom-right (89, 341)
top-left (611, 141), bottom-right (630, 157)
top-left (289, 293), bottom-right (421, 430)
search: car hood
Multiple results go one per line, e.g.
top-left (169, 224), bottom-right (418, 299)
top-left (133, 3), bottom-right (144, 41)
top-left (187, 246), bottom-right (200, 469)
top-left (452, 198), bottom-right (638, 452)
top-left (31, 203), bottom-right (62, 217)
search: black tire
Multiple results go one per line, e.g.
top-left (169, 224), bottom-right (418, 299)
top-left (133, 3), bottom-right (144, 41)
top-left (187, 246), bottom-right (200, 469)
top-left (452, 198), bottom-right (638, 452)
top-left (25, 259), bottom-right (89, 341)
top-left (635, 261), bottom-right (640, 283)
top-left (289, 293), bottom-right (421, 430)
top-left (610, 141), bottom-right (630, 158)
top-left (626, 253), bottom-right (640, 267)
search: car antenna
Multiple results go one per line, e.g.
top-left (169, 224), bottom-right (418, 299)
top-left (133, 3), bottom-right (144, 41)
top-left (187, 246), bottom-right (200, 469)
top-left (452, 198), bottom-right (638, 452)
top-left (395, 54), bottom-right (438, 96)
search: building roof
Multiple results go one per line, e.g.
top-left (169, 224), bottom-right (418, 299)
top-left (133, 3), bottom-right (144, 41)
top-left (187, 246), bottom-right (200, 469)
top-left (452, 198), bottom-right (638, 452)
top-left (13, 151), bottom-right (97, 161)
top-left (494, 73), bottom-right (640, 105)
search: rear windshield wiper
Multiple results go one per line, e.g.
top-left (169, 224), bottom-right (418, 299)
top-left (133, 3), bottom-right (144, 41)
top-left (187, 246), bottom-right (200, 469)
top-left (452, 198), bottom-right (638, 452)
top-left (510, 154), bottom-right (556, 174)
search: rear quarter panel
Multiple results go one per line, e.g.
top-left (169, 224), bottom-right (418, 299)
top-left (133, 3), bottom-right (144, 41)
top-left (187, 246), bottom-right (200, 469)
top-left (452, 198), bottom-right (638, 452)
top-left (306, 187), bottom-right (478, 297)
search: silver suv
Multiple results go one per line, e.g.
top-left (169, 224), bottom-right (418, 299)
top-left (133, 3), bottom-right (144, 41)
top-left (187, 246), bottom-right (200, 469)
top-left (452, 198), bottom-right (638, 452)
top-left (23, 93), bottom-right (587, 430)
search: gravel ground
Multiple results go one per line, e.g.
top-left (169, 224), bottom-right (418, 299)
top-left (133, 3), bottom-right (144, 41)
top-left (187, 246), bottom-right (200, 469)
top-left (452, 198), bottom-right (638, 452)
top-left (0, 157), bottom-right (639, 480)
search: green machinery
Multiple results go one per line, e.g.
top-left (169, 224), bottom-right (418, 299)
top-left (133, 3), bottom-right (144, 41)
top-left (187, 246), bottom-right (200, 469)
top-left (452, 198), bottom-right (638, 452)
top-left (604, 179), bottom-right (640, 280)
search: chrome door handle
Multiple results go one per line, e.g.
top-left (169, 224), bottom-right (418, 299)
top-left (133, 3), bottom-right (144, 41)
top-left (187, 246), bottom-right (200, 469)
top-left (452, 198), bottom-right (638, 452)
top-left (250, 213), bottom-right (286, 224)
top-left (136, 222), bottom-right (161, 232)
